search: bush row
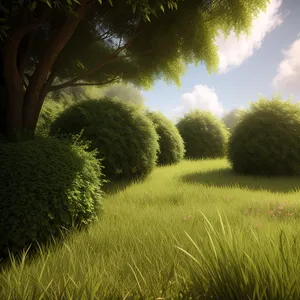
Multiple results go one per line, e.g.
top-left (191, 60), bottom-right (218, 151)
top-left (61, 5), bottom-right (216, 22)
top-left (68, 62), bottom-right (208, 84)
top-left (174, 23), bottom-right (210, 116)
top-left (172, 95), bottom-right (300, 177)
top-left (2, 94), bottom-right (298, 260)
top-left (177, 95), bottom-right (300, 177)
top-left (43, 94), bottom-right (300, 178)
top-left (49, 98), bottom-right (187, 180)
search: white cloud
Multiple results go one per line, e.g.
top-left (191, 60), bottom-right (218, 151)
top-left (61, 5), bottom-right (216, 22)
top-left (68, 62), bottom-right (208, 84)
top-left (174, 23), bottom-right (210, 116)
top-left (272, 38), bottom-right (300, 93)
top-left (172, 85), bottom-right (224, 119)
top-left (216, 0), bottom-right (284, 73)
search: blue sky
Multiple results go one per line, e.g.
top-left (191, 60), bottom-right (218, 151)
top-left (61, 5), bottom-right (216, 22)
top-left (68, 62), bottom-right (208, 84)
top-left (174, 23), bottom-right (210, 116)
top-left (140, 0), bottom-right (300, 121)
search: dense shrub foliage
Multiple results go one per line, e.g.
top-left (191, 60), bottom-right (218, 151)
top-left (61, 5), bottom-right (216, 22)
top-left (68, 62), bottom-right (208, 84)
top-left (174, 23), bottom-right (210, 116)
top-left (146, 111), bottom-right (185, 165)
top-left (0, 137), bottom-right (104, 258)
top-left (176, 110), bottom-right (228, 159)
top-left (50, 98), bottom-right (159, 181)
top-left (36, 92), bottom-right (83, 136)
top-left (228, 96), bottom-right (300, 176)
top-left (36, 100), bottom-right (66, 136)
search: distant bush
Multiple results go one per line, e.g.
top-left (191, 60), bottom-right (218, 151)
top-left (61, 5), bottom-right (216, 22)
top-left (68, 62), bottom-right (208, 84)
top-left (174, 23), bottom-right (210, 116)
top-left (102, 83), bottom-right (145, 107)
top-left (176, 110), bottom-right (228, 159)
top-left (228, 96), bottom-right (300, 176)
top-left (50, 98), bottom-right (159, 181)
top-left (222, 108), bottom-right (244, 132)
top-left (146, 111), bottom-right (185, 165)
top-left (0, 136), bottom-right (104, 259)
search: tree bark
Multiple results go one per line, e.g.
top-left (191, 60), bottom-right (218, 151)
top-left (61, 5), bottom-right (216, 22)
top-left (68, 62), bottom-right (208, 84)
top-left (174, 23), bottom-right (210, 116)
top-left (2, 5), bottom-right (48, 139)
top-left (0, 48), bottom-right (7, 137)
top-left (18, 30), bottom-right (37, 78)
top-left (22, 0), bottom-right (92, 136)
top-left (2, 24), bottom-right (29, 138)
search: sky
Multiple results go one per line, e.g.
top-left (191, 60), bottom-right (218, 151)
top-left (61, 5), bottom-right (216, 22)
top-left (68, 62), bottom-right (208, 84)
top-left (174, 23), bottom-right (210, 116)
top-left (140, 0), bottom-right (300, 121)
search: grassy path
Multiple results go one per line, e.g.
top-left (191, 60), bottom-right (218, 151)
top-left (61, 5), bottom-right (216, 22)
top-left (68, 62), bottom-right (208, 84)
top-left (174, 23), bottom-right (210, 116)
top-left (1, 159), bottom-right (300, 299)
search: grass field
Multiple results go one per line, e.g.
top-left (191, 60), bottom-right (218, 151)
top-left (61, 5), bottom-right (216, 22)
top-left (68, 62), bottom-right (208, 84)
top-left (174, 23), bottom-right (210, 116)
top-left (1, 159), bottom-right (300, 299)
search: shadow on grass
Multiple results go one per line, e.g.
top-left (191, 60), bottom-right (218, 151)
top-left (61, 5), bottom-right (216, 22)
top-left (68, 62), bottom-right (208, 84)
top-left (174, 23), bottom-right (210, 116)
top-left (180, 168), bottom-right (300, 194)
top-left (102, 180), bottom-right (133, 196)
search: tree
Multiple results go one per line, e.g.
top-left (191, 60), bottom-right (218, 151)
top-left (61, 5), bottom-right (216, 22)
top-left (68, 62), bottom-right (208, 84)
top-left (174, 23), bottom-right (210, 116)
top-left (0, 0), bottom-right (270, 139)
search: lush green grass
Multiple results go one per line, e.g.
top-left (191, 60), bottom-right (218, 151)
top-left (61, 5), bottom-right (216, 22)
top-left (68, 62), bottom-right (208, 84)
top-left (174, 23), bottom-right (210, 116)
top-left (1, 159), bottom-right (300, 299)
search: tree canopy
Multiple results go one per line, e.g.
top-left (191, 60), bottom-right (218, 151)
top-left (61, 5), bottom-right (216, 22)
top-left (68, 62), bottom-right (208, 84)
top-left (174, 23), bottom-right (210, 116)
top-left (0, 0), bottom-right (270, 138)
top-left (24, 0), bottom-right (270, 90)
top-left (1, 0), bottom-right (270, 90)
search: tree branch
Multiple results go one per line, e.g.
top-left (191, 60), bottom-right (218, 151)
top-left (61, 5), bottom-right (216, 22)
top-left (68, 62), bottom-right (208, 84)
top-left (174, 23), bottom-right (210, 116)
top-left (39, 68), bottom-right (57, 99)
top-left (49, 75), bottom-right (122, 91)
top-left (2, 4), bottom-right (49, 135)
top-left (99, 29), bottom-right (112, 40)
top-left (48, 29), bottom-right (142, 91)
top-left (23, 0), bottom-right (93, 131)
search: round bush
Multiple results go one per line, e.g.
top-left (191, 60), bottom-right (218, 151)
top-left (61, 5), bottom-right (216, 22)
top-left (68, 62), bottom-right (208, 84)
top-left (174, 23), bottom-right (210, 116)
top-left (176, 110), bottom-right (228, 159)
top-left (0, 136), bottom-right (104, 258)
top-left (228, 96), bottom-right (300, 176)
top-left (146, 111), bottom-right (185, 165)
top-left (50, 98), bottom-right (159, 181)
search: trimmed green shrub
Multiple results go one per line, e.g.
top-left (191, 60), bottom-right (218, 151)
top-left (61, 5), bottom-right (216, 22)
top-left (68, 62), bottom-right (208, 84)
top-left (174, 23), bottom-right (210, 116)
top-left (50, 98), bottom-right (159, 181)
top-left (146, 110), bottom-right (185, 165)
top-left (176, 110), bottom-right (228, 159)
top-left (0, 136), bottom-right (104, 259)
top-left (228, 96), bottom-right (300, 176)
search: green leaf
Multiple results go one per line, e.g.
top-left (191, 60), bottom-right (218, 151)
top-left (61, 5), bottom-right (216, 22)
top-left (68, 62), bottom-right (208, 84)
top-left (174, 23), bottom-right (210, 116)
top-left (160, 5), bottom-right (165, 13)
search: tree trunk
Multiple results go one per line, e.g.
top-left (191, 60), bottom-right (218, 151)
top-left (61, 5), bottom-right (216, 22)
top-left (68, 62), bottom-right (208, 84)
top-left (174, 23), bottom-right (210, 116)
top-left (2, 25), bottom-right (27, 139)
top-left (1, 5), bottom-right (48, 140)
top-left (0, 49), bottom-right (8, 137)
top-left (22, 0), bottom-right (92, 136)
